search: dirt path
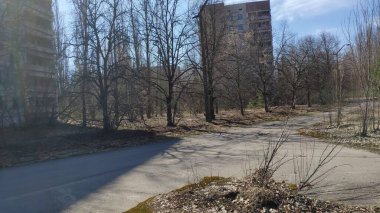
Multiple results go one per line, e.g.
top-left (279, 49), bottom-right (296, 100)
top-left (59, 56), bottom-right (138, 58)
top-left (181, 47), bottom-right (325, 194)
top-left (0, 110), bottom-right (379, 212)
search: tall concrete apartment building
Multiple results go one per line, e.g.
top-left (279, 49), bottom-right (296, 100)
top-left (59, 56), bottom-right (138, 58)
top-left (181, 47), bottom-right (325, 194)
top-left (201, 0), bottom-right (273, 63)
top-left (225, 1), bottom-right (271, 33)
top-left (0, 0), bottom-right (56, 127)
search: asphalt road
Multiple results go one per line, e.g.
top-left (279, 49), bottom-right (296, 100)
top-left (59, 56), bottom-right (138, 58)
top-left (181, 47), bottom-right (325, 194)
top-left (1, 110), bottom-right (380, 213)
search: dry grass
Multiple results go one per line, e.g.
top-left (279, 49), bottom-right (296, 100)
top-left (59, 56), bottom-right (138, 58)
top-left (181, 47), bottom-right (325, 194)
top-left (124, 105), bottom-right (323, 137)
top-left (298, 127), bottom-right (333, 139)
top-left (128, 172), bottom-right (376, 213)
top-left (299, 104), bottom-right (380, 155)
top-left (125, 197), bottom-right (155, 213)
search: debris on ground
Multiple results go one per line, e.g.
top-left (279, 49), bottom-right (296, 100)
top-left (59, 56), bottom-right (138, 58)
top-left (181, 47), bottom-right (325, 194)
top-left (128, 172), bottom-right (377, 213)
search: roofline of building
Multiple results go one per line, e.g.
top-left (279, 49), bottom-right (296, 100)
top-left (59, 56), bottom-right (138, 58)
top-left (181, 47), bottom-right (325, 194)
top-left (224, 0), bottom-right (270, 6)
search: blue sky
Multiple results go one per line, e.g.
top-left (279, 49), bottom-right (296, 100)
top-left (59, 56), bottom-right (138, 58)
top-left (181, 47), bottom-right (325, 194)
top-left (59, 0), bottom-right (356, 42)
top-left (226, 0), bottom-right (356, 41)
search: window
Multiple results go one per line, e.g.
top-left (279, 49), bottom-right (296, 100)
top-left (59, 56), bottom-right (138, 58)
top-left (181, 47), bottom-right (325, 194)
top-left (238, 14), bottom-right (243, 20)
top-left (258, 11), bottom-right (270, 19)
top-left (238, 24), bottom-right (244, 31)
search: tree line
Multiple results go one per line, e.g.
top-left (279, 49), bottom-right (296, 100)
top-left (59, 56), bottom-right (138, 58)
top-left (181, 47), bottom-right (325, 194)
top-left (53, 0), bottom-right (380, 133)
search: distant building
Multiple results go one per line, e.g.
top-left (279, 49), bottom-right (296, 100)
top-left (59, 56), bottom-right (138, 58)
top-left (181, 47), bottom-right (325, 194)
top-left (226, 1), bottom-right (271, 33)
top-left (0, 0), bottom-right (56, 127)
top-left (201, 0), bottom-right (273, 62)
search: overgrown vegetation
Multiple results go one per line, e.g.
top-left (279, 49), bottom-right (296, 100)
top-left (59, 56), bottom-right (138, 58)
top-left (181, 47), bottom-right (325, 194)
top-left (4, 0), bottom-right (376, 131)
top-left (299, 104), bottom-right (380, 155)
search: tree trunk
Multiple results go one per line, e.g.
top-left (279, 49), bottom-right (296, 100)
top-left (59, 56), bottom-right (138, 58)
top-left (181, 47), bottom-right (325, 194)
top-left (199, 9), bottom-right (215, 123)
top-left (101, 91), bottom-right (111, 132)
top-left (81, 0), bottom-right (89, 128)
top-left (81, 87), bottom-right (87, 127)
top-left (146, 69), bottom-right (152, 119)
top-left (210, 95), bottom-right (215, 120)
top-left (204, 81), bottom-right (213, 122)
top-left (215, 98), bottom-right (219, 114)
top-left (144, 1), bottom-right (152, 119)
top-left (166, 97), bottom-right (174, 127)
top-left (263, 93), bottom-right (270, 113)
top-left (263, 84), bottom-right (270, 112)
top-left (307, 89), bottom-right (312, 108)
top-left (377, 94), bottom-right (380, 130)
top-left (238, 93), bottom-right (244, 116)
top-left (114, 82), bottom-right (120, 125)
top-left (372, 93), bottom-right (376, 131)
top-left (361, 99), bottom-right (369, 137)
top-left (291, 90), bottom-right (297, 109)
top-left (166, 85), bottom-right (175, 127)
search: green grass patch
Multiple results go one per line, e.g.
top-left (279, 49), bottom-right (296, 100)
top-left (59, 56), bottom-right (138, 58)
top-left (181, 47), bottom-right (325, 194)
top-left (288, 183), bottom-right (298, 192)
top-left (299, 127), bottom-right (380, 155)
top-left (175, 176), bottom-right (228, 193)
top-left (125, 197), bottom-right (155, 213)
top-left (345, 142), bottom-right (380, 155)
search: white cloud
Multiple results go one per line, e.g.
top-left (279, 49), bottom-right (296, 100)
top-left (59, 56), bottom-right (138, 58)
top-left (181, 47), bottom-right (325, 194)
top-left (271, 0), bottom-right (357, 21)
top-left (224, 0), bottom-right (356, 21)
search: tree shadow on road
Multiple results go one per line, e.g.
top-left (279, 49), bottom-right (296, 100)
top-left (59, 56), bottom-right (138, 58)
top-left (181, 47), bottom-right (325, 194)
top-left (0, 136), bottom-right (181, 213)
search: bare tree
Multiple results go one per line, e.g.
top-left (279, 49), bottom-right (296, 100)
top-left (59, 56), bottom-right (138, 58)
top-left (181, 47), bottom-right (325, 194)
top-left (300, 36), bottom-right (318, 108)
top-left (316, 33), bottom-right (339, 106)
top-left (245, 28), bottom-right (274, 113)
top-left (221, 33), bottom-right (251, 116)
top-left (151, 0), bottom-right (196, 126)
top-left (78, 0), bottom-right (127, 131)
top-left (197, 0), bottom-right (227, 122)
top-left (345, 0), bottom-right (379, 136)
top-left (72, 0), bottom-right (90, 127)
top-left (273, 23), bottom-right (293, 106)
top-left (277, 37), bottom-right (311, 109)
top-left (53, 0), bottom-right (69, 96)
top-left (140, 0), bottom-right (154, 119)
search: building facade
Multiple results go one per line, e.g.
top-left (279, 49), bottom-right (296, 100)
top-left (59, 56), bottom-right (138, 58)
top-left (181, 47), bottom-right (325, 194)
top-left (0, 0), bottom-right (56, 127)
top-left (227, 0), bottom-right (273, 67)
top-left (201, 0), bottom-right (273, 67)
top-left (226, 1), bottom-right (271, 33)
top-left (202, 0), bottom-right (273, 55)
